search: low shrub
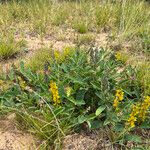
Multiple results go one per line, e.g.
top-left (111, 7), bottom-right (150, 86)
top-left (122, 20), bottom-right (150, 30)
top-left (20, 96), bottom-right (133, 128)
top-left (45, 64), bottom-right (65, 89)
top-left (0, 47), bottom-right (149, 148)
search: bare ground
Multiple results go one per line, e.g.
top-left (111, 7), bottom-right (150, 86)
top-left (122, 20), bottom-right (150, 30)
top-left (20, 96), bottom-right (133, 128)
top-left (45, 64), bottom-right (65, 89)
top-left (0, 114), bottom-right (37, 150)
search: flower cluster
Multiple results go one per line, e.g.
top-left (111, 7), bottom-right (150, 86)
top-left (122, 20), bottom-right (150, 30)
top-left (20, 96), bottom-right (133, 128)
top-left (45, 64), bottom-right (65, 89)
top-left (18, 77), bottom-right (33, 92)
top-left (127, 103), bottom-right (140, 128)
top-left (115, 52), bottom-right (122, 61)
top-left (138, 96), bottom-right (150, 121)
top-left (49, 81), bottom-right (61, 105)
top-left (113, 89), bottom-right (124, 109)
top-left (54, 47), bottom-right (72, 63)
top-left (18, 77), bottom-right (26, 90)
top-left (127, 96), bottom-right (150, 128)
top-left (54, 50), bottom-right (60, 61)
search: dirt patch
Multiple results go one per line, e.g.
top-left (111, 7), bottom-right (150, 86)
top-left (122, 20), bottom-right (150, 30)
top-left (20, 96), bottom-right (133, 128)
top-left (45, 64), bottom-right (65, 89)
top-left (62, 133), bottom-right (98, 150)
top-left (62, 131), bottom-right (114, 150)
top-left (0, 114), bottom-right (37, 150)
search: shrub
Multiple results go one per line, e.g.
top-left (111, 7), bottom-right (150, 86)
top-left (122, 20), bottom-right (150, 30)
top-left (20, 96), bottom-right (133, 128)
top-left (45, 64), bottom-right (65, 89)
top-left (0, 47), bottom-right (149, 148)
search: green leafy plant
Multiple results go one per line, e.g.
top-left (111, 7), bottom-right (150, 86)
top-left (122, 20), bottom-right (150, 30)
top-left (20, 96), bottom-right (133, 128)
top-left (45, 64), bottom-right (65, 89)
top-left (0, 47), bottom-right (149, 149)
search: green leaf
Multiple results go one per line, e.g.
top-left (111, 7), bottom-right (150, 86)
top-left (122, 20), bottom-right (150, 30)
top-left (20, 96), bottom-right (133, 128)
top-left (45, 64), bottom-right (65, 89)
top-left (90, 82), bottom-right (100, 90)
top-left (86, 113), bottom-right (96, 120)
top-left (78, 115), bottom-right (86, 124)
top-left (103, 119), bottom-right (111, 126)
top-left (95, 106), bottom-right (105, 116)
top-left (125, 134), bottom-right (142, 143)
top-left (140, 121), bottom-right (150, 129)
top-left (76, 89), bottom-right (86, 101)
top-left (67, 97), bottom-right (85, 106)
top-left (114, 123), bottom-right (124, 132)
top-left (87, 120), bottom-right (102, 129)
top-left (75, 99), bottom-right (86, 106)
top-left (87, 120), bottom-right (91, 128)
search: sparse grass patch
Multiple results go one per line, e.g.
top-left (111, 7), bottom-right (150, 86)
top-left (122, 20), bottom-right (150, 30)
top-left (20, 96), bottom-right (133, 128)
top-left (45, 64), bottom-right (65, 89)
top-left (26, 48), bottom-right (52, 72)
top-left (51, 6), bottom-right (68, 26)
top-left (115, 0), bottom-right (150, 41)
top-left (137, 61), bottom-right (150, 95)
top-left (95, 5), bottom-right (112, 31)
top-left (73, 21), bottom-right (88, 34)
top-left (0, 35), bottom-right (26, 60)
top-left (76, 33), bottom-right (95, 45)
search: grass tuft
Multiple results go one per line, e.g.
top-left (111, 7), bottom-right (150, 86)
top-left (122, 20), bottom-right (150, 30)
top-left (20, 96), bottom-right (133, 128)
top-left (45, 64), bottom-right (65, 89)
top-left (0, 35), bottom-right (26, 60)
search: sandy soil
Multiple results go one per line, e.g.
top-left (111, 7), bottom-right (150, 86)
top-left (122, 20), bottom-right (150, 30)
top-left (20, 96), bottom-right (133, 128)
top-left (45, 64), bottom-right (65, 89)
top-left (0, 114), bottom-right (36, 150)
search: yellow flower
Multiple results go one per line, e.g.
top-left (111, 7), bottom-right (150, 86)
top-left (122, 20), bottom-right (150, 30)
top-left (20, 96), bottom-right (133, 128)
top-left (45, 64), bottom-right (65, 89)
top-left (138, 96), bottom-right (150, 121)
top-left (127, 96), bottom-right (150, 128)
top-left (49, 81), bottom-right (61, 105)
top-left (115, 52), bottom-right (122, 61)
top-left (54, 50), bottom-right (60, 61)
top-left (113, 89), bottom-right (124, 109)
top-left (128, 115), bottom-right (137, 128)
top-left (113, 97), bottom-right (119, 108)
top-left (144, 96), bottom-right (150, 106)
top-left (18, 77), bottom-right (26, 90)
top-left (116, 89), bottom-right (124, 101)
top-left (127, 104), bottom-right (140, 128)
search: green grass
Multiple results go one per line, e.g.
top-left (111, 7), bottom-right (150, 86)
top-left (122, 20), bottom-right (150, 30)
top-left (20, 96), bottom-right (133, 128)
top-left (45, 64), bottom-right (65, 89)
top-left (73, 21), bottom-right (88, 34)
top-left (0, 0), bottom-right (149, 47)
top-left (76, 33), bottom-right (95, 45)
top-left (0, 35), bottom-right (26, 59)
top-left (137, 61), bottom-right (150, 95)
top-left (26, 48), bottom-right (52, 72)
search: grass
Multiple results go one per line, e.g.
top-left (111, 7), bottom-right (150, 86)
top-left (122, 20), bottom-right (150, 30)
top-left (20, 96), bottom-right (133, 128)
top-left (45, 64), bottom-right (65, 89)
top-left (73, 19), bottom-right (88, 34)
top-left (26, 48), bottom-right (52, 72)
top-left (76, 33), bottom-right (95, 45)
top-left (0, 34), bottom-right (26, 59)
top-left (137, 61), bottom-right (150, 95)
top-left (0, 0), bottom-right (149, 45)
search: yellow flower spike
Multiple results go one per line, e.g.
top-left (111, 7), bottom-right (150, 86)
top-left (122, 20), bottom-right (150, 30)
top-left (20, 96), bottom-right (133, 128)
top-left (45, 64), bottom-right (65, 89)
top-left (113, 89), bottom-right (124, 109)
top-left (113, 98), bottom-right (119, 108)
top-left (138, 96), bottom-right (150, 121)
top-left (115, 52), bottom-right (122, 61)
top-left (116, 89), bottom-right (124, 101)
top-left (54, 50), bottom-right (60, 61)
top-left (60, 47), bottom-right (71, 62)
top-left (18, 77), bottom-right (26, 90)
top-left (127, 96), bottom-right (150, 129)
top-left (49, 81), bottom-right (61, 105)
